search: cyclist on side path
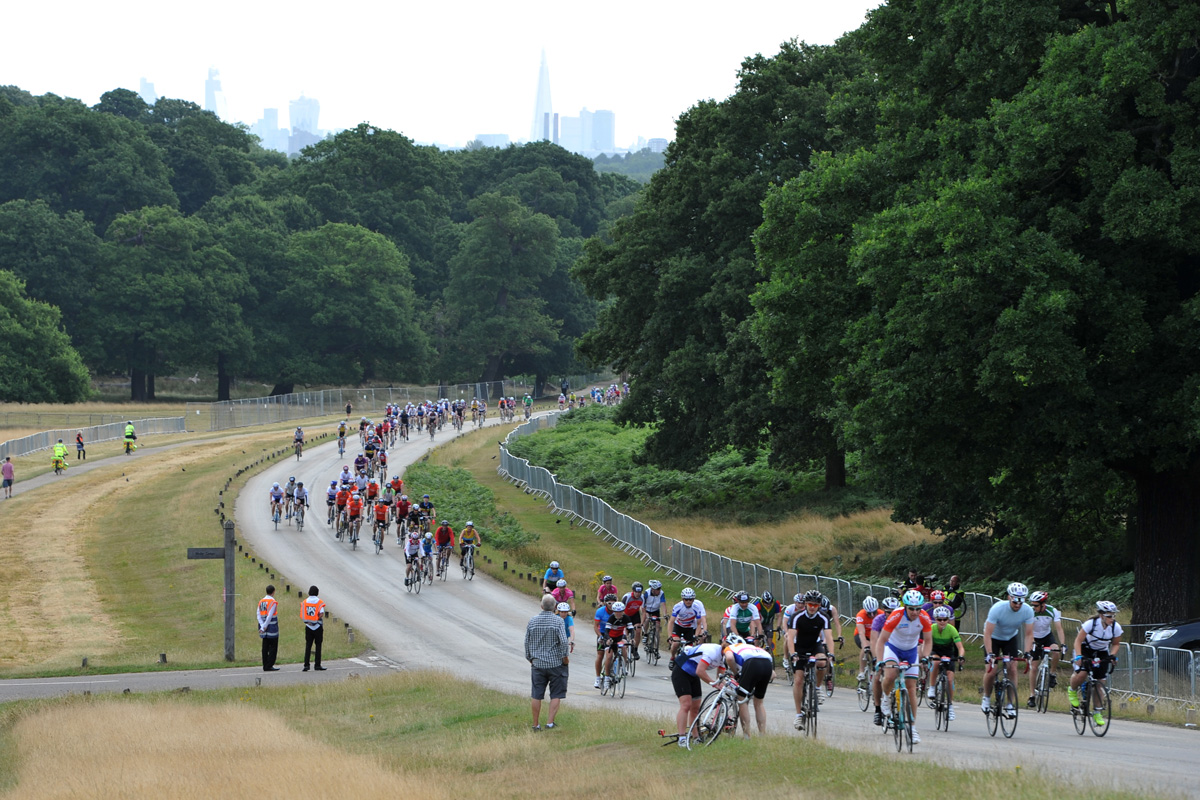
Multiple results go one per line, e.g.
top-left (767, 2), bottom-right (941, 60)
top-left (1027, 590), bottom-right (1066, 708)
top-left (123, 421), bottom-right (137, 453)
top-left (52, 439), bottom-right (69, 470)
top-left (927, 605), bottom-right (965, 719)
top-left (875, 589), bottom-right (932, 743)
top-left (293, 426), bottom-right (304, 457)
top-left (981, 582), bottom-right (1035, 718)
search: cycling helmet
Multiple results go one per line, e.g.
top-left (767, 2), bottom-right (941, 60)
top-left (288, 476), bottom-right (295, 482)
top-left (882, 597), bottom-right (902, 611)
top-left (793, 593), bottom-right (804, 604)
top-left (1006, 582), bottom-right (1029, 600)
top-left (929, 590), bottom-right (945, 603)
top-left (648, 580), bottom-right (662, 590)
top-left (556, 602), bottom-right (571, 612)
top-left (736, 592), bottom-right (750, 602)
top-left (352, 493), bottom-right (360, 499)
top-left (611, 602), bottom-right (626, 613)
top-left (401, 495), bottom-right (407, 500)
top-left (423, 494), bottom-right (430, 499)
top-left (632, 582), bottom-right (643, 591)
top-left (392, 476), bottom-right (399, 481)
top-left (330, 480), bottom-right (337, 486)
top-left (803, 589), bottom-right (824, 604)
top-left (1096, 600), bottom-right (1118, 615)
top-left (556, 579), bottom-right (567, 588)
top-left (725, 634), bottom-right (745, 647)
top-left (296, 481), bottom-right (303, 486)
top-left (57, 438), bottom-right (63, 443)
top-left (1029, 590), bottom-right (1049, 604)
top-left (862, 596), bottom-right (879, 613)
top-left (272, 482), bottom-right (280, 488)
top-left (343, 465), bottom-right (349, 470)
top-left (126, 421), bottom-right (133, 425)
top-left (762, 591), bottom-right (773, 603)
top-left (681, 588), bottom-right (697, 600)
top-left (424, 532), bottom-right (432, 540)
top-left (440, 519), bottom-right (448, 524)
top-left (933, 606), bottom-right (953, 621)
top-left (602, 575), bottom-right (612, 582)
top-left (901, 590), bottom-right (924, 607)
top-left (465, 521), bottom-right (473, 527)
top-left (550, 561), bottom-right (559, 569)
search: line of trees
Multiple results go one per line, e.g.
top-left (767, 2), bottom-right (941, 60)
top-left (575, 1), bottom-right (1200, 622)
top-left (0, 86), bottom-right (641, 402)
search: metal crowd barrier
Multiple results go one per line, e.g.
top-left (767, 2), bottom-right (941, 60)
top-left (498, 412), bottom-right (1199, 704)
top-left (0, 417), bottom-right (187, 459)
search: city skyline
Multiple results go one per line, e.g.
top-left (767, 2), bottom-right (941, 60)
top-left (2, 0), bottom-right (880, 148)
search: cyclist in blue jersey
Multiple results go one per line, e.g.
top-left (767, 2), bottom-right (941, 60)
top-left (981, 582), bottom-right (1035, 717)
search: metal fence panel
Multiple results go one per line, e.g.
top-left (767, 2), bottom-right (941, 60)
top-left (0, 416), bottom-right (187, 459)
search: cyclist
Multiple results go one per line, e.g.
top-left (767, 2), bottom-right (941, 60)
top-left (754, 591), bottom-right (782, 655)
top-left (593, 596), bottom-right (617, 689)
top-left (459, 521), bottom-right (481, 567)
top-left (542, 561), bottom-right (564, 594)
top-left (599, 601), bottom-right (631, 691)
top-left (325, 480), bottom-right (338, 520)
top-left (353, 451), bottom-right (368, 474)
top-left (338, 464), bottom-right (353, 485)
top-left (1027, 590), bottom-right (1066, 707)
top-left (433, 519), bottom-right (455, 573)
top-left (723, 634), bottom-right (774, 736)
top-left (372, 498), bottom-right (390, 545)
top-left (402, 527), bottom-right (424, 586)
top-left (672, 637), bottom-right (724, 748)
top-left (268, 482), bottom-right (284, 520)
top-left (871, 596), bottom-right (902, 725)
top-left (597, 575), bottom-right (619, 605)
top-left (334, 483), bottom-right (351, 534)
top-left (389, 474), bottom-right (404, 497)
top-left (875, 589), bottom-right (932, 743)
top-left (668, 588), bottom-right (707, 669)
top-left (786, 589), bottom-right (837, 730)
top-left (981, 582), bottom-right (1035, 718)
top-left (926, 605), bottom-right (964, 719)
top-left (417, 494), bottom-right (436, 530)
top-left (346, 492), bottom-right (364, 540)
top-left (365, 478), bottom-right (380, 503)
top-left (52, 439), bottom-right (69, 470)
top-left (721, 592), bottom-right (763, 644)
top-left (1068, 600), bottom-right (1122, 727)
top-left (551, 579), bottom-right (576, 615)
top-left (123, 420), bottom-right (137, 453)
top-left (923, 589), bottom-right (950, 616)
top-left (557, 602), bottom-right (575, 653)
top-left (642, 580), bottom-right (667, 646)
top-left (855, 596), bottom-right (882, 680)
top-left (394, 494), bottom-right (412, 541)
top-left (293, 426), bottom-right (304, 457)
top-left (621, 582), bottom-right (646, 658)
top-left (523, 393), bottom-right (532, 418)
top-left (783, 593), bottom-right (804, 632)
top-left (337, 419), bottom-right (347, 439)
top-left (283, 477), bottom-right (297, 518)
top-left (293, 481), bottom-right (310, 520)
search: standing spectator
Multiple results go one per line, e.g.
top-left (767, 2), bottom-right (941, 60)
top-left (257, 585), bottom-right (280, 671)
top-left (944, 574), bottom-right (966, 625)
top-left (301, 585), bottom-right (327, 672)
top-left (345, 401), bottom-right (353, 418)
top-left (903, 568), bottom-right (922, 591)
top-left (75, 431), bottom-right (86, 460)
top-left (2, 457), bottom-right (13, 498)
top-left (525, 594), bottom-right (569, 731)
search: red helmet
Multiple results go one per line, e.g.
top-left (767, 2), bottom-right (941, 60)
top-left (930, 590), bottom-right (946, 603)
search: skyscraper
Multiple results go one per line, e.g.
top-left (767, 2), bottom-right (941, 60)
top-left (204, 68), bottom-right (227, 119)
top-left (529, 50), bottom-right (553, 143)
top-left (591, 110), bottom-right (616, 153)
top-left (288, 94), bottom-right (321, 154)
top-left (138, 78), bottom-right (157, 106)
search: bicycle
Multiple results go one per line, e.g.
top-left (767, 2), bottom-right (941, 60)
top-left (857, 649), bottom-right (878, 712)
top-left (797, 655), bottom-right (821, 737)
top-left (272, 503), bottom-right (282, 530)
top-left (123, 439), bottom-right (137, 455)
top-left (984, 654), bottom-right (1023, 738)
top-left (783, 649), bottom-right (795, 685)
top-left (882, 661), bottom-right (915, 752)
top-left (327, 502), bottom-right (336, 527)
top-left (349, 516), bottom-right (361, 550)
top-left (1072, 656), bottom-right (1112, 737)
top-left (405, 557), bottom-right (423, 594)
top-left (931, 656), bottom-right (961, 731)
top-left (337, 437), bottom-right (345, 456)
top-left (294, 440), bottom-right (303, 460)
top-left (295, 503), bottom-right (305, 531)
top-left (642, 616), bottom-right (661, 666)
top-left (52, 456), bottom-right (67, 475)
top-left (373, 519), bottom-right (386, 555)
top-left (461, 544), bottom-right (475, 579)
top-left (915, 657), bottom-right (930, 707)
top-left (437, 545), bottom-right (451, 580)
top-left (692, 673), bottom-right (744, 744)
top-left (429, 423), bottom-right (436, 441)
top-left (605, 640), bottom-right (631, 698)
top-left (1033, 649), bottom-right (1054, 713)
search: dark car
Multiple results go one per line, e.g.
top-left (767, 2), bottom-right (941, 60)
top-left (1145, 618), bottom-right (1200, 651)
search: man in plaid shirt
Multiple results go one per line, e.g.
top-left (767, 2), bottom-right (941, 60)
top-left (525, 594), bottom-right (570, 731)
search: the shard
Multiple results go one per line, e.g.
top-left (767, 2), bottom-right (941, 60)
top-left (529, 50), bottom-right (553, 142)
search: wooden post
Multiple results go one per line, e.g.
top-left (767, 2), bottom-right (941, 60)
top-left (186, 519), bottom-right (236, 662)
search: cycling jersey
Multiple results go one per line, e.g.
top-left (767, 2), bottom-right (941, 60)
top-left (326, 488), bottom-right (338, 503)
top-left (293, 488), bottom-right (309, 506)
top-left (929, 623), bottom-right (962, 648)
top-left (790, 609), bottom-right (831, 649)
top-left (373, 503), bottom-right (389, 521)
top-left (604, 616), bottom-right (629, 639)
top-left (985, 600), bottom-right (1035, 641)
top-left (643, 589), bottom-right (667, 613)
top-left (671, 600), bottom-right (706, 628)
top-left (269, 489), bottom-right (284, 503)
top-left (284, 482), bottom-right (296, 498)
top-left (727, 642), bottom-right (772, 665)
top-left (1031, 604), bottom-right (1062, 639)
top-left (1080, 617), bottom-right (1123, 650)
top-left (434, 526), bottom-right (455, 547)
top-left (460, 527), bottom-right (478, 544)
top-left (403, 536), bottom-right (422, 557)
top-left (347, 499), bottom-right (363, 516)
top-left (755, 600), bottom-right (782, 628)
top-left (621, 591), bottom-right (645, 616)
top-left (678, 643), bottom-right (723, 677)
top-left (881, 608), bottom-right (932, 650)
top-left (551, 586), bottom-right (574, 605)
top-left (783, 602), bottom-right (801, 629)
top-left (722, 603), bottom-right (761, 636)
top-left (597, 584), bottom-right (619, 603)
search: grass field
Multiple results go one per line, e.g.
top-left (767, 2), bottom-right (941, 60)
top-left (0, 671), bottom-right (1141, 799)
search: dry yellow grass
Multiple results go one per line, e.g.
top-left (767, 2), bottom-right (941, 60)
top-left (643, 508), bottom-right (937, 572)
top-left (3, 700), bottom-right (432, 800)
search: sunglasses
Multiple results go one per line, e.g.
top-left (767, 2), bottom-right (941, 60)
top-left (1101, 613), bottom-right (1115, 619)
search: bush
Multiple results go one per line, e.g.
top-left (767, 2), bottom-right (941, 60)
top-left (403, 462), bottom-right (538, 551)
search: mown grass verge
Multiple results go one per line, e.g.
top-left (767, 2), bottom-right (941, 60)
top-left (0, 671), bottom-right (1143, 799)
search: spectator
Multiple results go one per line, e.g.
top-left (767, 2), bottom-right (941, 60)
top-left (903, 568), bottom-right (922, 591)
top-left (944, 574), bottom-right (965, 625)
top-left (525, 594), bottom-right (569, 731)
top-left (345, 402), bottom-right (352, 418)
top-left (2, 457), bottom-right (13, 498)
top-left (301, 585), bottom-right (327, 672)
top-left (75, 431), bottom-right (86, 460)
top-left (257, 585), bottom-right (280, 671)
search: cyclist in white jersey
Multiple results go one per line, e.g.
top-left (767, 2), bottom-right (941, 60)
top-left (724, 636), bottom-right (774, 735)
top-left (402, 530), bottom-right (424, 586)
top-left (1026, 590), bottom-right (1066, 707)
top-left (642, 581), bottom-right (667, 641)
top-left (875, 589), bottom-right (932, 743)
top-left (668, 590), bottom-right (707, 669)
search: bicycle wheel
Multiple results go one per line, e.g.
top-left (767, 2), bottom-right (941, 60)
top-left (901, 689), bottom-right (913, 752)
top-left (691, 692), bottom-right (725, 747)
top-left (857, 675), bottom-right (871, 712)
top-left (440, 553), bottom-right (449, 580)
top-left (805, 673), bottom-right (820, 738)
top-left (915, 666), bottom-right (926, 707)
top-left (1036, 663), bottom-right (1051, 713)
top-left (784, 659), bottom-right (795, 686)
top-left (986, 684), bottom-right (1000, 737)
top-left (406, 568), bottom-right (415, 593)
top-left (628, 643), bottom-right (637, 677)
top-left (374, 531), bottom-right (382, 555)
top-left (600, 669), bottom-right (610, 696)
top-left (1000, 681), bottom-right (1019, 738)
top-left (297, 508), bottom-right (305, 531)
top-left (617, 658), bottom-right (627, 698)
top-left (351, 524), bottom-right (358, 550)
top-left (413, 567), bottom-right (422, 593)
top-left (935, 676), bottom-right (949, 731)
top-left (425, 559), bottom-right (434, 585)
top-left (892, 689), bottom-right (905, 751)
top-left (1073, 680), bottom-right (1089, 734)
top-left (1089, 681), bottom-right (1111, 736)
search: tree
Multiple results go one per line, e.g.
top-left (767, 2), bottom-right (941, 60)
top-left (94, 88), bottom-right (151, 123)
top-left (0, 271), bottom-right (90, 402)
top-left (440, 193), bottom-right (559, 383)
top-left (755, 1), bottom-right (1200, 621)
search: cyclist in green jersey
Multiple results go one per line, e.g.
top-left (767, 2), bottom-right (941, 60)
top-left (927, 606), bottom-right (965, 720)
top-left (722, 592), bottom-right (763, 643)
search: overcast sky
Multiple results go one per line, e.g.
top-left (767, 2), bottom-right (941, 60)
top-left (4, 0), bottom-right (880, 148)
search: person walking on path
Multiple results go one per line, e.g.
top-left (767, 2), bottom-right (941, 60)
top-left (257, 585), bottom-right (280, 671)
top-left (525, 594), bottom-right (569, 731)
top-left (301, 586), bottom-right (327, 672)
top-left (2, 457), bottom-right (13, 498)
top-left (75, 431), bottom-right (86, 460)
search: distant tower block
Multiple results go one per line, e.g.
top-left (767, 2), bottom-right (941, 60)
top-left (530, 50), bottom-right (553, 142)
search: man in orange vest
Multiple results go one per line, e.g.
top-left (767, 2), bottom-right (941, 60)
top-left (301, 585), bottom-right (327, 672)
top-left (257, 585), bottom-right (280, 671)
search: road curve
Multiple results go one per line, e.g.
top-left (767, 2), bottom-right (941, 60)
top-left (227, 420), bottom-right (1194, 798)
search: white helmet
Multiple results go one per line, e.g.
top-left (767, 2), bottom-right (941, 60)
top-left (1096, 600), bottom-right (1118, 615)
top-left (424, 532), bottom-right (433, 540)
top-left (862, 596), bottom-right (879, 613)
top-left (556, 602), bottom-right (571, 612)
top-left (1007, 582), bottom-right (1029, 600)
top-left (556, 579), bottom-right (567, 588)
top-left (549, 561), bottom-right (560, 569)
top-left (725, 634), bottom-right (745, 647)
top-left (933, 606), bottom-right (953, 621)
top-left (681, 588), bottom-right (696, 600)
top-left (610, 602), bottom-right (626, 613)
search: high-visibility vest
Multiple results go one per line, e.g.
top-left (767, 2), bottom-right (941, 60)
top-left (301, 597), bottom-right (325, 625)
top-left (258, 596), bottom-right (279, 636)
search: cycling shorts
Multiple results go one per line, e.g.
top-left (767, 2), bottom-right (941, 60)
top-left (671, 667), bottom-right (703, 699)
top-left (1076, 646), bottom-right (1113, 680)
top-left (792, 645), bottom-right (830, 670)
top-left (881, 643), bottom-right (920, 678)
top-left (931, 645), bottom-right (959, 669)
top-left (987, 635), bottom-right (1021, 660)
top-left (1033, 633), bottom-right (1058, 650)
top-left (404, 552), bottom-right (420, 565)
top-left (672, 624), bottom-right (698, 644)
top-left (738, 657), bottom-right (774, 699)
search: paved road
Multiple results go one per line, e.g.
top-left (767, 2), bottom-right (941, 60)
top-left (3, 415), bottom-right (1195, 796)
